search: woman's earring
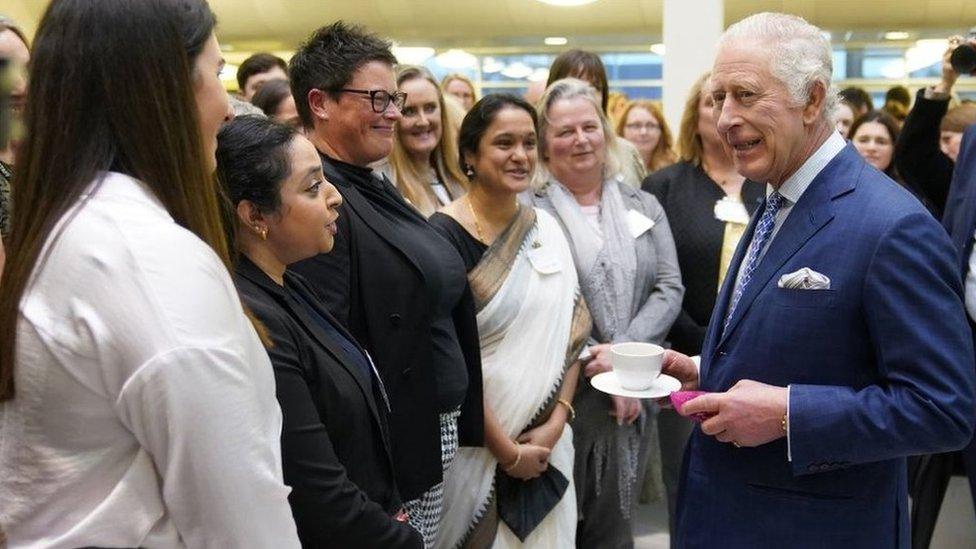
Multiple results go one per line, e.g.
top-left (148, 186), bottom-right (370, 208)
top-left (254, 225), bottom-right (268, 240)
top-left (464, 164), bottom-right (475, 178)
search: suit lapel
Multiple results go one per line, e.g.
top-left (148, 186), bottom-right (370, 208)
top-left (714, 146), bottom-right (861, 351)
top-left (237, 258), bottom-right (385, 428)
top-left (323, 159), bottom-right (428, 283)
top-left (289, 286), bottom-right (380, 406)
top-left (287, 273), bottom-right (400, 474)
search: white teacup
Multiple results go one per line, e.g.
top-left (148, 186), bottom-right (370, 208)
top-left (610, 342), bottom-right (664, 391)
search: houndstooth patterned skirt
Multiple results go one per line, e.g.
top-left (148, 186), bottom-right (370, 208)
top-left (405, 408), bottom-right (461, 548)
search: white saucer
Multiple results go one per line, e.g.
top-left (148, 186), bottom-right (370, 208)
top-left (590, 372), bottom-right (681, 399)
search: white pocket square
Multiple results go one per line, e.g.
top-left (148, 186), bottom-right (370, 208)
top-left (777, 267), bottom-right (831, 290)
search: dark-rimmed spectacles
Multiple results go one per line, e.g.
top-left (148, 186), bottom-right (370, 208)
top-left (337, 88), bottom-right (407, 113)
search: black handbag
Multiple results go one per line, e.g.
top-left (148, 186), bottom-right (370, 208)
top-left (494, 465), bottom-right (569, 542)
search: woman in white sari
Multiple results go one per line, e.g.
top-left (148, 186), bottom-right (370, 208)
top-left (430, 94), bottom-right (591, 548)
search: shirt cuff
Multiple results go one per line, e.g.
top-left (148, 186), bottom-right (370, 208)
top-left (691, 355), bottom-right (701, 373)
top-left (786, 384), bottom-right (792, 462)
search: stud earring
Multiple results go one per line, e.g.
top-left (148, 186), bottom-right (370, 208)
top-left (254, 225), bottom-right (268, 240)
top-left (464, 164), bottom-right (475, 178)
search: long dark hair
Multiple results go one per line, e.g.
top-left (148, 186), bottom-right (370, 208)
top-left (0, 0), bottom-right (223, 401)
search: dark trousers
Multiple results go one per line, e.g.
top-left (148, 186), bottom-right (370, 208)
top-left (909, 437), bottom-right (976, 548)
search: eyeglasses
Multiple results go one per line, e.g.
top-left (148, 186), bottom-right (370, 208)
top-left (337, 88), bottom-right (407, 113)
top-left (624, 122), bottom-right (661, 132)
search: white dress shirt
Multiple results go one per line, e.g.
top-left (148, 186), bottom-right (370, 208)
top-left (965, 232), bottom-right (976, 323)
top-left (0, 173), bottom-right (300, 548)
top-left (728, 131), bottom-right (847, 461)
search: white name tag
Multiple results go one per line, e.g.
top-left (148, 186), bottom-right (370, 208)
top-left (626, 209), bottom-right (655, 239)
top-left (714, 197), bottom-right (751, 224)
top-left (527, 242), bottom-right (562, 274)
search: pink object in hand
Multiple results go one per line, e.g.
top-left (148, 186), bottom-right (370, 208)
top-left (670, 391), bottom-right (715, 422)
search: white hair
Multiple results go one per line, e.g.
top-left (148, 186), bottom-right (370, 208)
top-left (720, 12), bottom-right (837, 122)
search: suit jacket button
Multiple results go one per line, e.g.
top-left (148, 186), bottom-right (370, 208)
top-left (390, 313), bottom-right (401, 326)
top-left (402, 367), bottom-right (413, 378)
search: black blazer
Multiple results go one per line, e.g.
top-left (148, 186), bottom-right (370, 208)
top-left (235, 257), bottom-right (422, 549)
top-left (643, 161), bottom-right (764, 355)
top-left (292, 155), bottom-right (484, 501)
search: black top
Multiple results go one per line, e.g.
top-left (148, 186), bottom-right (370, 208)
top-left (643, 161), bottom-right (764, 355)
top-left (895, 88), bottom-right (954, 219)
top-left (291, 154), bottom-right (485, 500)
top-left (348, 165), bottom-right (468, 411)
top-left (429, 212), bottom-right (488, 272)
top-left (234, 256), bottom-right (422, 549)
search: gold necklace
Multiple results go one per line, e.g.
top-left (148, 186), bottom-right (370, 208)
top-left (466, 195), bottom-right (486, 243)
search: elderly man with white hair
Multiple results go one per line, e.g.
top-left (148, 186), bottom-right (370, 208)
top-left (661, 12), bottom-right (976, 547)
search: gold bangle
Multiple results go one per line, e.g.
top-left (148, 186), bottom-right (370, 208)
top-left (557, 398), bottom-right (576, 422)
top-left (503, 443), bottom-right (522, 472)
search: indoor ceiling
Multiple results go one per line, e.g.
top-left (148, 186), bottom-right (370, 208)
top-left (4, 0), bottom-right (976, 52)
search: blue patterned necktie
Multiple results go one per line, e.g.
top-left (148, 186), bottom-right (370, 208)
top-left (724, 191), bottom-right (785, 334)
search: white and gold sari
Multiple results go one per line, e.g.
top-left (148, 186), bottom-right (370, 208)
top-left (436, 207), bottom-right (591, 549)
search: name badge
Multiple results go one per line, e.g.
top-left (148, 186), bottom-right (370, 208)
top-left (626, 209), bottom-right (655, 239)
top-left (714, 197), bottom-right (750, 224)
top-left (527, 242), bottom-right (562, 274)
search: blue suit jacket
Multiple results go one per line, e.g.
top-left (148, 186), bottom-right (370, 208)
top-left (943, 125), bottom-right (976, 275)
top-left (675, 145), bottom-right (976, 548)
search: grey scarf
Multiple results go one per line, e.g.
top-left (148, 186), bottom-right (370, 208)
top-left (547, 177), bottom-right (638, 342)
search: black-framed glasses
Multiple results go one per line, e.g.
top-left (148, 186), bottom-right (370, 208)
top-left (338, 88), bottom-right (407, 113)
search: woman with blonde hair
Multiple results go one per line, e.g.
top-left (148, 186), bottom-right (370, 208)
top-left (382, 65), bottom-right (468, 216)
top-left (441, 73), bottom-right (477, 111)
top-left (528, 77), bottom-right (683, 547)
top-left (617, 100), bottom-right (677, 173)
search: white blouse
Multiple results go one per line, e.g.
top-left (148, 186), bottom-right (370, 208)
top-left (0, 173), bottom-right (300, 548)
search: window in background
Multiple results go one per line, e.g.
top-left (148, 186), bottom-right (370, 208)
top-left (411, 44), bottom-right (974, 105)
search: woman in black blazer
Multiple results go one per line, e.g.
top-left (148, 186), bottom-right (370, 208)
top-left (217, 116), bottom-right (422, 548)
top-left (288, 23), bottom-right (483, 547)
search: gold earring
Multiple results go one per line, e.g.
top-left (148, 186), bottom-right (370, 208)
top-left (254, 225), bottom-right (268, 240)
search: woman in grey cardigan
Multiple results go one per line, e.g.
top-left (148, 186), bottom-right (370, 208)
top-left (527, 78), bottom-right (683, 548)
